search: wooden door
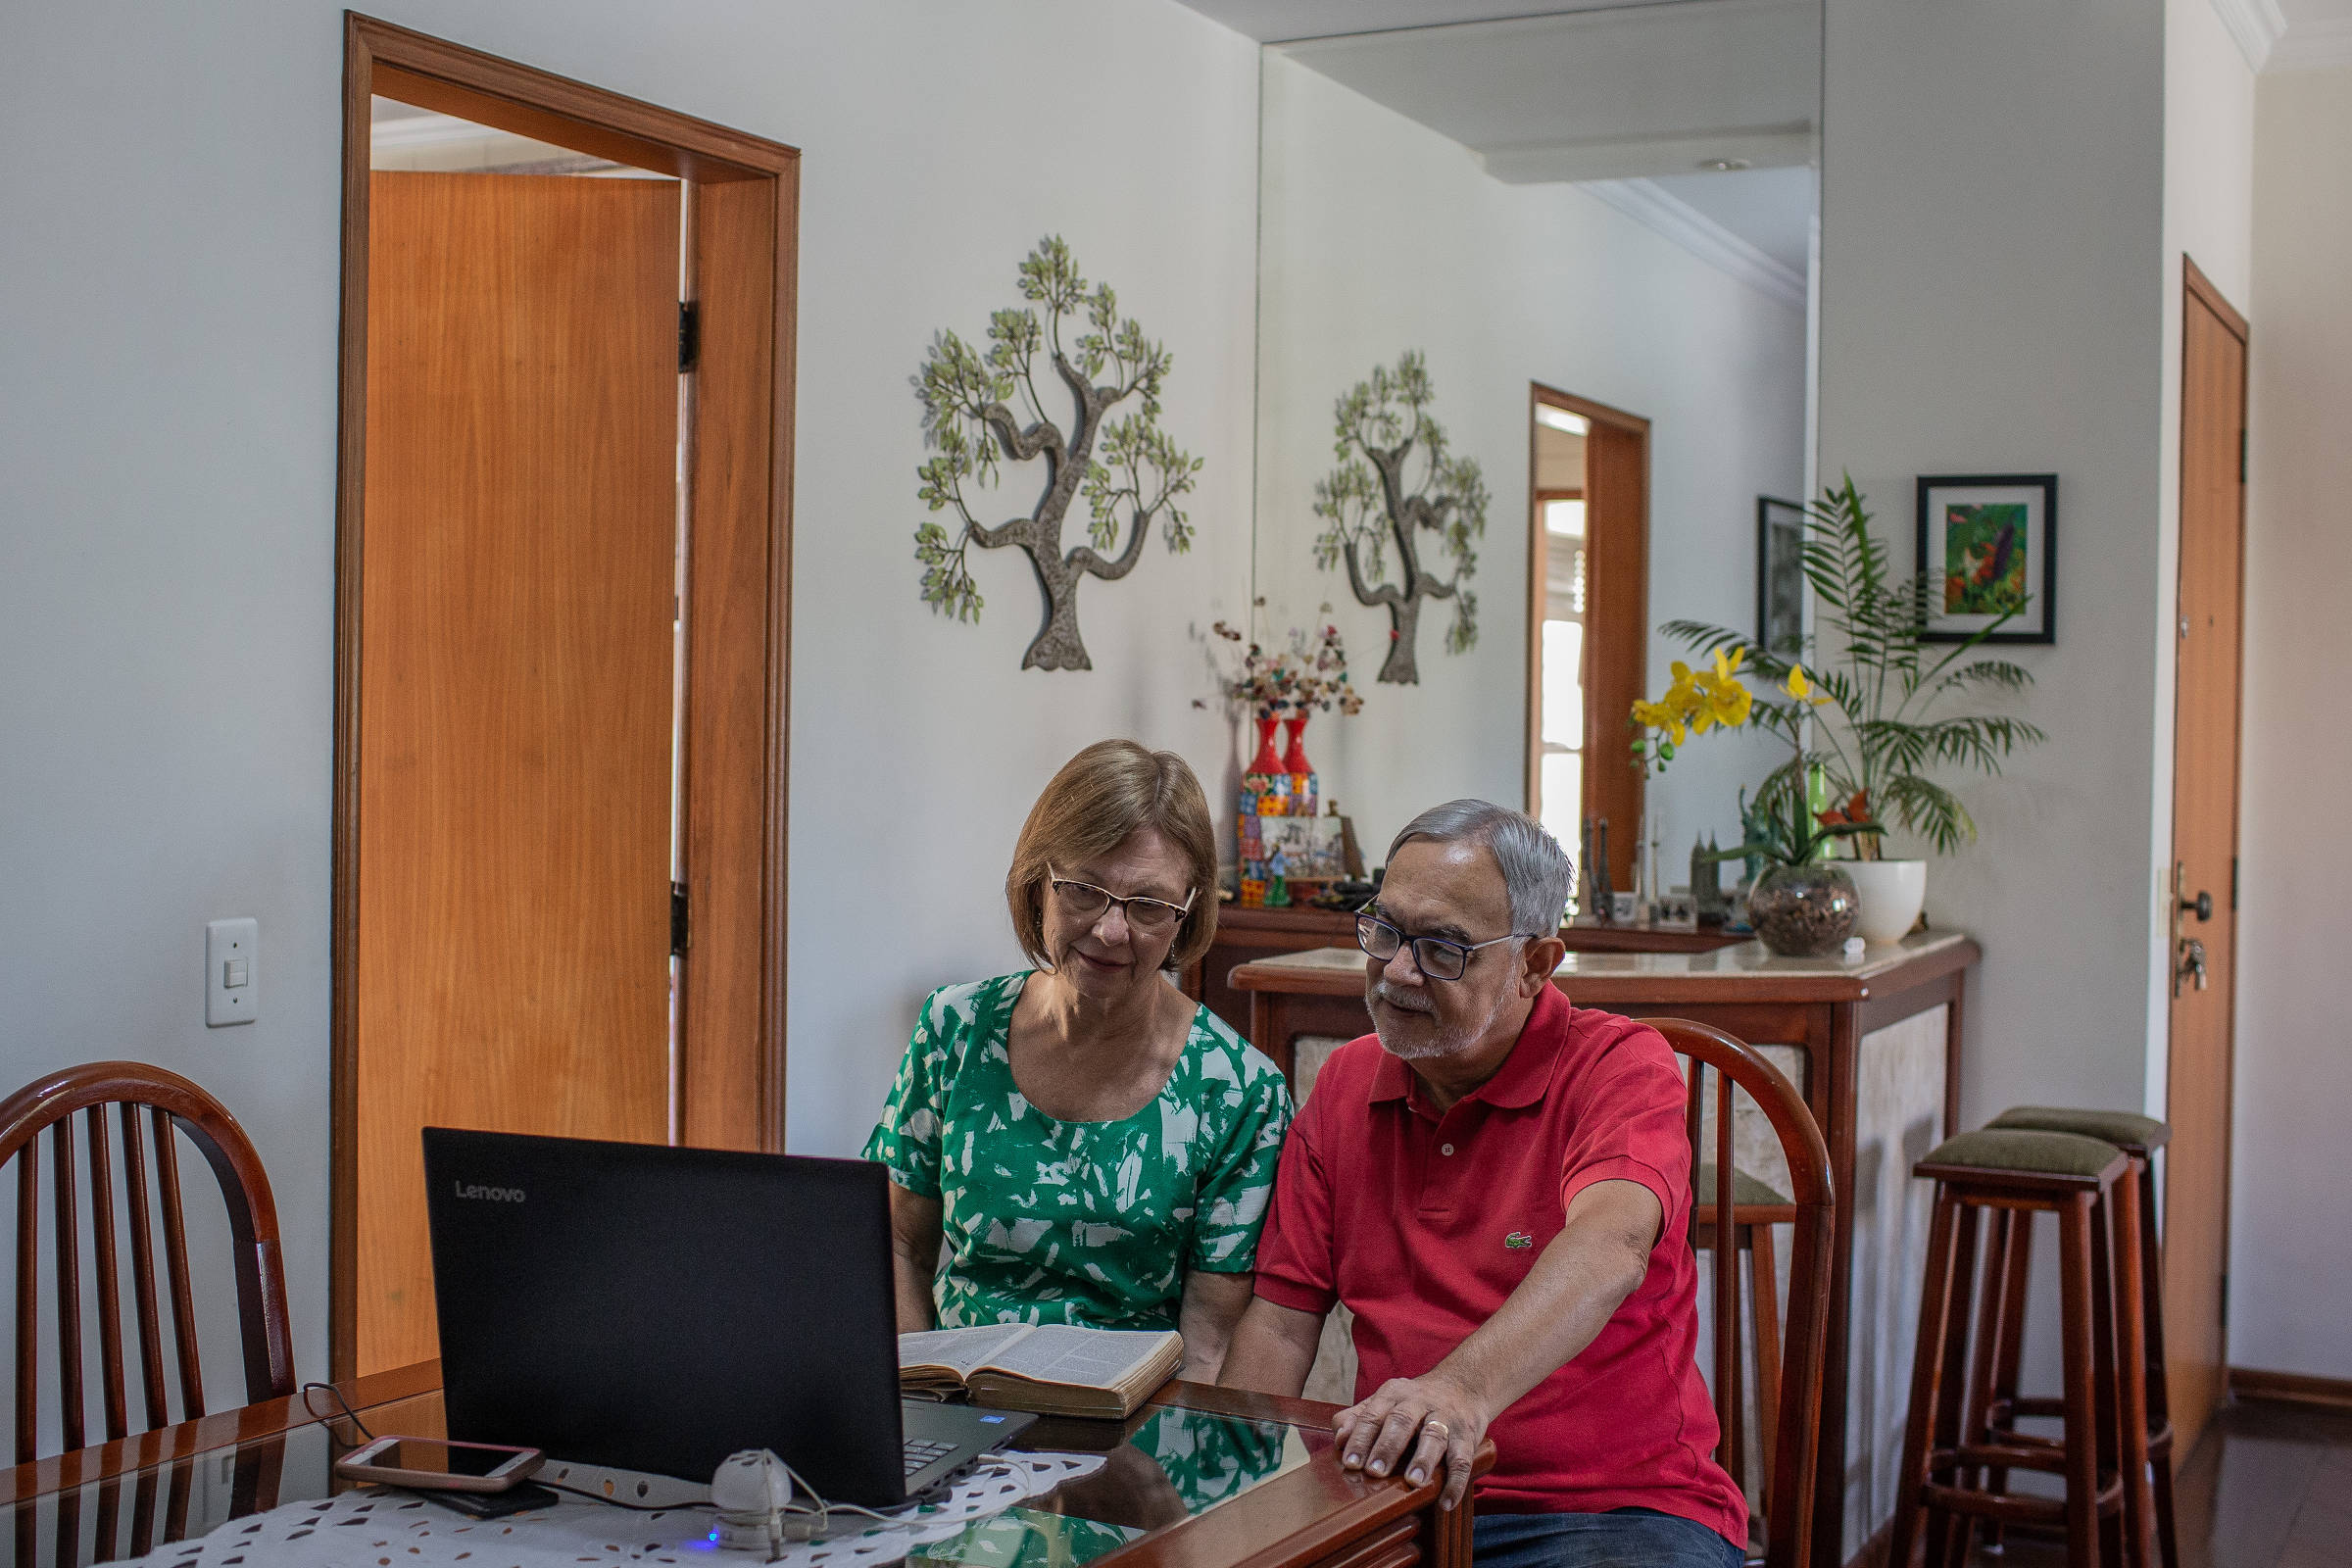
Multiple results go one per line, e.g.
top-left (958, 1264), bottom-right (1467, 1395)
top-left (356, 172), bottom-right (681, 1374)
top-left (2165, 259), bottom-right (2248, 1454)
top-left (1582, 417), bottom-right (1648, 891)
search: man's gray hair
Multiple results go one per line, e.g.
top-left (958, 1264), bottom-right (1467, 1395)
top-left (1388, 800), bottom-right (1575, 936)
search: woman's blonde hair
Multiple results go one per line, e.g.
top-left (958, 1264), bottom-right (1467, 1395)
top-left (1006, 740), bottom-right (1220, 973)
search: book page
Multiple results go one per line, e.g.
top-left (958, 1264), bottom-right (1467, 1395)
top-left (898, 1322), bottom-right (1033, 1379)
top-left (980, 1325), bottom-right (1176, 1390)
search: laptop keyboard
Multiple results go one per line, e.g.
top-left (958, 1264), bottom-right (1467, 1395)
top-left (903, 1438), bottom-right (958, 1477)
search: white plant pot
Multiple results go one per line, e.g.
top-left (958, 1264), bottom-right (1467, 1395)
top-left (1844, 858), bottom-right (1927, 944)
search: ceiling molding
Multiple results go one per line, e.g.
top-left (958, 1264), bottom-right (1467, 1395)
top-left (1579, 177), bottom-right (1806, 310)
top-left (2208, 0), bottom-right (2286, 70)
top-left (1482, 122), bottom-right (1813, 183)
top-left (2268, 15), bottom-right (2352, 71)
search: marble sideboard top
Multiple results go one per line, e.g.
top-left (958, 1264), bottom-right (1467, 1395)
top-left (1230, 928), bottom-right (1979, 1004)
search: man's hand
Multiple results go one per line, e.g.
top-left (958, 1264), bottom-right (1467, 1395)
top-left (1334, 1373), bottom-right (1490, 1510)
top-left (1330, 1180), bottom-right (1663, 1513)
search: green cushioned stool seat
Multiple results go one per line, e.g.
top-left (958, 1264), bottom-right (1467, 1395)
top-left (1991, 1105), bottom-right (2169, 1154)
top-left (1918, 1128), bottom-right (2126, 1181)
top-left (1691, 1164), bottom-right (1789, 1207)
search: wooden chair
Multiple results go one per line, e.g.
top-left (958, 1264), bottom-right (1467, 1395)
top-left (1, 1062), bottom-right (295, 1560)
top-left (1640, 1019), bottom-right (1835, 1568)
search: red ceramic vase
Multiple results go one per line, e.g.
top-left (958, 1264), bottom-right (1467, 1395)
top-left (1281, 712), bottom-right (1312, 777)
top-left (1249, 714), bottom-right (1285, 775)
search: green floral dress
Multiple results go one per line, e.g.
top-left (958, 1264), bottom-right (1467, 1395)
top-left (864, 973), bottom-right (1293, 1333)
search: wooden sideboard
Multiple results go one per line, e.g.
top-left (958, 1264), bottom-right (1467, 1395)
top-left (1186, 905), bottom-right (1740, 1038)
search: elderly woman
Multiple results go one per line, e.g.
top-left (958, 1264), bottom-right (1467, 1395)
top-left (865, 739), bottom-right (1293, 1379)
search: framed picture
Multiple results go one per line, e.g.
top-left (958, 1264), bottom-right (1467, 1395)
top-left (1916, 473), bottom-right (2057, 644)
top-left (1755, 496), bottom-right (1805, 655)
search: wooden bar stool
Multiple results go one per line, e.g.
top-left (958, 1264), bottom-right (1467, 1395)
top-left (1691, 1163), bottom-right (1795, 1483)
top-left (1983, 1107), bottom-right (2177, 1568)
top-left (1887, 1129), bottom-right (2152, 1568)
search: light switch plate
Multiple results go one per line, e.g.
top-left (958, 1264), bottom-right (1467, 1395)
top-left (206, 918), bottom-right (258, 1027)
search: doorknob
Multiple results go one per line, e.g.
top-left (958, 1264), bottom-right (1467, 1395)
top-left (2174, 937), bottom-right (2209, 998)
top-left (2172, 861), bottom-right (2214, 940)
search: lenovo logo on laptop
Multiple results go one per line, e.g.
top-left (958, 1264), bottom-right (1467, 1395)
top-left (453, 1180), bottom-right (526, 1203)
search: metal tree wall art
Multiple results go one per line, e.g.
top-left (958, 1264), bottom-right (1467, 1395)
top-left (1312, 351), bottom-right (1489, 684)
top-left (912, 236), bottom-right (1201, 671)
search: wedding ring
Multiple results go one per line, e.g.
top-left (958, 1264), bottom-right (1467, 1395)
top-left (1422, 1419), bottom-right (1450, 1439)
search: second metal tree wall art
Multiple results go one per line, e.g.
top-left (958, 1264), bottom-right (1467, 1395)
top-left (912, 236), bottom-right (1201, 671)
top-left (1311, 351), bottom-right (1489, 684)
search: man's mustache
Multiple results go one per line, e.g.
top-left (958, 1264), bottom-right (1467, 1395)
top-left (1370, 981), bottom-right (1435, 1015)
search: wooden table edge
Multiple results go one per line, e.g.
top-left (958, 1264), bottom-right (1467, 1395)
top-left (1111, 1381), bottom-right (1494, 1568)
top-left (2, 1359), bottom-right (442, 1507)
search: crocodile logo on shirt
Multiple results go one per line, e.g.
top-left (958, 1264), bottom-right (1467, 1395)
top-left (1503, 1231), bottom-right (1534, 1250)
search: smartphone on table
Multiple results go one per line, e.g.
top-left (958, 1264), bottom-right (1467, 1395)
top-left (335, 1435), bottom-right (544, 1493)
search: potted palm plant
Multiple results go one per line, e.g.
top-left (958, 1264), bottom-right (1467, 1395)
top-left (1636, 476), bottom-right (2045, 947)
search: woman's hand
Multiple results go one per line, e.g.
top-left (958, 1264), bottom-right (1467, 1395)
top-left (1333, 1373), bottom-right (1490, 1511)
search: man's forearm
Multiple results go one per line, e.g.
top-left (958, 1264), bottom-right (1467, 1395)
top-left (1426, 1180), bottom-right (1657, 1419)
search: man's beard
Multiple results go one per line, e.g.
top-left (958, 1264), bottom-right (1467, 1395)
top-left (1368, 978), bottom-right (1517, 1061)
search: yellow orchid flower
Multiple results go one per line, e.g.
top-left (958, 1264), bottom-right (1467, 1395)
top-left (1784, 663), bottom-right (1831, 707)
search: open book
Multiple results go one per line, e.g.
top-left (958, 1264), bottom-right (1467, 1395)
top-left (898, 1323), bottom-right (1183, 1419)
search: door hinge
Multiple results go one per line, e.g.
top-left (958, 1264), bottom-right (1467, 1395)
top-left (2219, 1271), bottom-right (2230, 1331)
top-left (671, 880), bottom-right (690, 956)
top-left (2231, 857), bottom-right (2239, 912)
top-left (678, 302), bottom-right (701, 373)
top-left (2238, 428), bottom-right (2247, 484)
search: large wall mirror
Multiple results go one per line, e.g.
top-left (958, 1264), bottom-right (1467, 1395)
top-left (1232, 0), bottom-right (1822, 896)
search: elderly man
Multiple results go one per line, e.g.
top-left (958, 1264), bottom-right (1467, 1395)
top-left (1220, 800), bottom-right (1745, 1568)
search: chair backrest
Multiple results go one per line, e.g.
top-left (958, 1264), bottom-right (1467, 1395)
top-left (0, 1062), bottom-right (293, 1464)
top-left (1637, 1017), bottom-right (1833, 1568)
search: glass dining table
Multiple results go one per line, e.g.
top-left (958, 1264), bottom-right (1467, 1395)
top-left (0, 1363), bottom-right (1481, 1568)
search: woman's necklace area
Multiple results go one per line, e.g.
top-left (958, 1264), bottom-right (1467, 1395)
top-left (1014, 984), bottom-right (1185, 1128)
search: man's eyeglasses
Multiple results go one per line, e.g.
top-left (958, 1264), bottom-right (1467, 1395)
top-left (1048, 868), bottom-right (1197, 937)
top-left (1355, 911), bottom-right (1525, 982)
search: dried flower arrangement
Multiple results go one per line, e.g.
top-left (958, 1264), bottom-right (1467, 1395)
top-left (1203, 603), bottom-right (1365, 719)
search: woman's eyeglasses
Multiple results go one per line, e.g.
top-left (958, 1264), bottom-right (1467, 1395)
top-left (1355, 911), bottom-right (1525, 982)
top-left (1048, 868), bottom-right (1197, 937)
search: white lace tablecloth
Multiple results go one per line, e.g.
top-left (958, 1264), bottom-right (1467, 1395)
top-left (124, 1454), bottom-right (1105, 1568)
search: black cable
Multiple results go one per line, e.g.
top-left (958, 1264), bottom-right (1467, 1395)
top-left (537, 1480), bottom-right (714, 1514)
top-left (299, 1381), bottom-right (374, 1442)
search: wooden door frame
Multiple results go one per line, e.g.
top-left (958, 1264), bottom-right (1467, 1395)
top-left (2166, 252), bottom-right (2248, 1407)
top-left (332, 14), bottom-right (798, 1381)
top-left (1525, 383), bottom-right (1649, 884)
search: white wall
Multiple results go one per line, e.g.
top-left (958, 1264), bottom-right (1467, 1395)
top-left (2231, 62), bottom-right (2352, 1381)
top-left (1818, 0), bottom-right (2167, 1138)
top-left (2151, 0), bottom-right (2257, 1118)
top-left (0, 0), bottom-right (1260, 1393)
top-left (1250, 54), bottom-right (1809, 867)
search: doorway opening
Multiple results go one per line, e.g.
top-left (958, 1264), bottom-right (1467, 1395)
top-left (1526, 386), bottom-right (1650, 903)
top-left (333, 15), bottom-right (798, 1380)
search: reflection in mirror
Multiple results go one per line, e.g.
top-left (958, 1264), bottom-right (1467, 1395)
top-left (1234, 0), bottom-right (1821, 889)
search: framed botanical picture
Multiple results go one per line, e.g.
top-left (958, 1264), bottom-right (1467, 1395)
top-left (1916, 473), bottom-right (2057, 644)
top-left (1755, 496), bottom-right (1806, 655)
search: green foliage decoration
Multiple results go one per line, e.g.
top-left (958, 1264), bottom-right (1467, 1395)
top-left (1311, 352), bottom-right (1488, 684)
top-left (913, 236), bottom-right (1200, 671)
top-left (1658, 475), bottom-right (2046, 857)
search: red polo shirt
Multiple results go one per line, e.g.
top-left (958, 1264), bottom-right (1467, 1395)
top-left (1252, 985), bottom-right (1744, 1544)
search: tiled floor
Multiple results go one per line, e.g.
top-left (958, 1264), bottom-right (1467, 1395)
top-left (1964, 1397), bottom-right (2352, 1568)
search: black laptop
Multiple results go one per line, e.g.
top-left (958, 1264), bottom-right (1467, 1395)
top-left (421, 1128), bottom-right (1033, 1506)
